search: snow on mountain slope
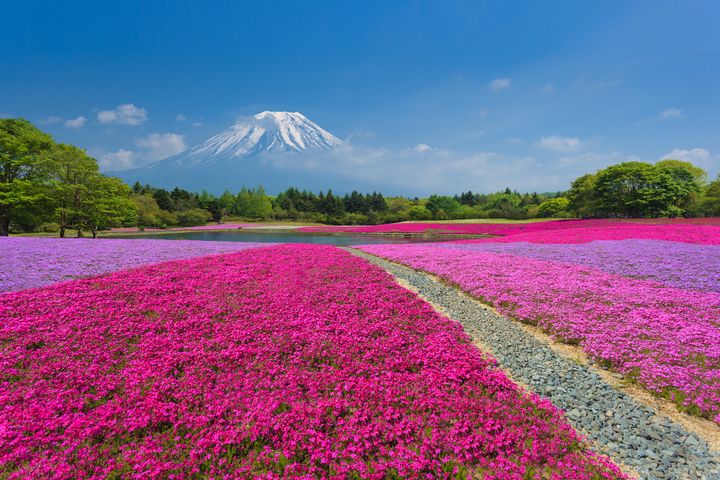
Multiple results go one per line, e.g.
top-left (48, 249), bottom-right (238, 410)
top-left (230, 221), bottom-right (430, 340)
top-left (156, 111), bottom-right (343, 167)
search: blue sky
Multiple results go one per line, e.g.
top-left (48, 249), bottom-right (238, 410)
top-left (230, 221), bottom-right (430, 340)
top-left (1, 0), bottom-right (719, 193)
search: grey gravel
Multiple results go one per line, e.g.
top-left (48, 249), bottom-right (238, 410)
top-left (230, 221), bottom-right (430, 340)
top-left (348, 248), bottom-right (720, 480)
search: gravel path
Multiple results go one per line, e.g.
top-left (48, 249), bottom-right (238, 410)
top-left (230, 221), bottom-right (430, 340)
top-left (348, 248), bottom-right (720, 480)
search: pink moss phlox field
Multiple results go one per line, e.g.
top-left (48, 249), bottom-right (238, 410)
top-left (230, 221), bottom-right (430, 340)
top-left (302, 219), bottom-right (720, 245)
top-left (300, 219), bottom-right (624, 236)
top-left (460, 225), bottom-right (720, 245)
top-left (358, 244), bottom-right (720, 423)
top-left (0, 237), bottom-right (271, 293)
top-left (0, 245), bottom-right (623, 479)
top-left (440, 240), bottom-right (720, 293)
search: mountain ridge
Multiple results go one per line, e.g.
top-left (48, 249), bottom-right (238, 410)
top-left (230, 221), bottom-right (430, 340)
top-left (151, 111), bottom-right (343, 169)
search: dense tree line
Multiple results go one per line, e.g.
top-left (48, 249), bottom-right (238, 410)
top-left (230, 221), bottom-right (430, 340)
top-left (565, 160), bottom-right (718, 218)
top-left (0, 119), bottom-right (134, 237)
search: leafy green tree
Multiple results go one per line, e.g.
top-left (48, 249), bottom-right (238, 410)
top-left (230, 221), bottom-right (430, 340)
top-left (0, 119), bottom-right (55, 235)
top-left (656, 159), bottom-right (708, 187)
top-left (537, 197), bottom-right (570, 218)
top-left (592, 161), bottom-right (694, 217)
top-left (80, 176), bottom-right (136, 237)
top-left (51, 144), bottom-right (101, 237)
top-left (152, 189), bottom-right (174, 211)
top-left (699, 175), bottom-right (720, 216)
top-left (567, 174), bottom-right (597, 217)
top-left (132, 194), bottom-right (176, 228)
top-left (175, 208), bottom-right (212, 227)
top-left (236, 185), bottom-right (272, 219)
top-left (425, 195), bottom-right (460, 218)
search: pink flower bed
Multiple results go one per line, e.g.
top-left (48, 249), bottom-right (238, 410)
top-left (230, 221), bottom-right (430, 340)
top-left (302, 219), bottom-right (720, 245)
top-left (459, 225), bottom-right (720, 245)
top-left (300, 219), bottom-right (622, 236)
top-left (0, 245), bottom-right (622, 479)
top-left (358, 244), bottom-right (720, 423)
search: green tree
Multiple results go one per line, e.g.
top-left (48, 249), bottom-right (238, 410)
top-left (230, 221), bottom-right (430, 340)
top-left (537, 197), bottom-right (570, 218)
top-left (425, 195), bottom-right (460, 218)
top-left (51, 144), bottom-right (102, 237)
top-left (656, 159), bottom-right (708, 187)
top-left (592, 161), bottom-right (693, 217)
top-left (699, 175), bottom-right (720, 216)
top-left (80, 176), bottom-right (136, 237)
top-left (132, 194), bottom-right (176, 228)
top-left (236, 185), bottom-right (272, 219)
top-left (0, 119), bottom-right (55, 235)
top-left (567, 174), bottom-right (597, 217)
top-left (152, 188), bottom-right (174, 211)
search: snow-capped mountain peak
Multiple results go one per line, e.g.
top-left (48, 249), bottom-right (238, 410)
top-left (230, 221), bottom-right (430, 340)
top-left (158, 111), bottom-right (343, 167)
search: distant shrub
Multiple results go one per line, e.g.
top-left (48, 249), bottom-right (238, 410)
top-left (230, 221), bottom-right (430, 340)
top-left (34, 222), bottom-right (60, 233)
top-left (176, 208), bottom-right (212, 227)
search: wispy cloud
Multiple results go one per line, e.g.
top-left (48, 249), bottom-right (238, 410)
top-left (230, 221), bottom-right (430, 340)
top-left (175, 113), bottom-right (187, 121)
top-left (40, 116), bottom-right (63, 125)
top-left (259, 142), bottom-right (629, 194)
top-left (97, 103), bottom-right (148, 126)
top-left (489, 78), bottom-right (512, 92)
top-left (660, 148), bottom-right (711, 166)
top-left (535, 135), bottom-right (582, 152)
top-left (135, 133), bottom-right (187, 160)
top-left (98, 149), bottom-right (135, 170)
top-left (659, 108), bottom-right (684, 120)
top-left (64, 116), bottom-right (87, 129)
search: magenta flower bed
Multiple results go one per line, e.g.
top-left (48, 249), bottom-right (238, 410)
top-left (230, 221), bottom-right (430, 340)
top-left (460, 225), bottom-right (720, 245)
top-left (359, 243), bottom-right (720, 423)
top-left (0, 245), bottom-right (622, 479)
top-left (302, 220), bottom-right (720, 245)
top-left (438, 240), bottom-right (720, 292)
top-left (0, 237), bottom-right (270, 293)
top-left (300, 219), bottom-right (622, 236)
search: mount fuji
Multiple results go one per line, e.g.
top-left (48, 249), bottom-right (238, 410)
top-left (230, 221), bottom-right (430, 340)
top-left (113, 112), bottom-right (351, 193)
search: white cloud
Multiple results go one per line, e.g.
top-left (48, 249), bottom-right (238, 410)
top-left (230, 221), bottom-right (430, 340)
top-left (413, 143), bottom-right (433, 153)
top-left (99, 149), bottom-right (135, 170)
top-left (504, 137), bottom-right (525, 145)
top-left (489, 78), bottom-right (512, 92)
top-left (135, 133), bottom-right (187, 160)
top-left (176, 113), bottom-right (187, 121)
top-left (660, 148), bottom-right (711, 166)
top-left (64, 116), bottom-right (87, 129)
top-left (40, 116), bottom-right (63, 125)
top-left (259, 143), bottom-right (594, 194)
top-left (192, 121), bottom-right (203, 127)
top-left (535, 135), bottom-right (582, 152)
top-left (97, 103), bottom-right (148, 125)
top-left (659, 108), bottom-right (684, 120)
